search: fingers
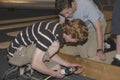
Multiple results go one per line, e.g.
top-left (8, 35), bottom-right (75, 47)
top-left (74, 66), bottom-right (83, 74)
top-left (68, 64), bottom-right (84, 74)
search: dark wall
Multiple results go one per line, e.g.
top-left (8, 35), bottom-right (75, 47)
top-left (0, 8), bottom-right (57, 20)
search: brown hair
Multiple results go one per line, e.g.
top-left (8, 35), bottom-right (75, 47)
top-left (55, 0), bottom-right (74, 13)
top-left (62, 19), bottom-right (88, 45)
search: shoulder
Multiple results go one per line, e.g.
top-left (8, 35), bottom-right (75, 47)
top-left (77, 0), bottom-right (96, 7)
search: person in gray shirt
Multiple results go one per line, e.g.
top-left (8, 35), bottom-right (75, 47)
top-left (55, 0), bottom-right (106, 61)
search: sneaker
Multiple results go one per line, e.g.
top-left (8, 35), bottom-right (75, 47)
top-left (104, 37), bottom-right (116, 53)
top-left (111, 58), bottom-right (120, 66)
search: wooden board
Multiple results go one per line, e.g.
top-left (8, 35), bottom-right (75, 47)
top-left (59, 53), bottom-right (120, 80)
top-left (0, 15), bottom-right (58, 30)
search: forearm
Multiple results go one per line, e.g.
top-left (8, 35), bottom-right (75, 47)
top-left (94, 20), bottom-right (104, 49)
top-left (31, 48), bottom-right (58, 77)
top-left (51, 54), bottom-right (71, 67)
top-left (31, 60), bottom-right (57, 76)
top-left (93, 20), bottom-right (106, 60)
top-left (96, 25), bottom-right (103, 49)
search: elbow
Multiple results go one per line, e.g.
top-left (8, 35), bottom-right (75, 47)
top-left (31, 61), bottom-right (36, 69)
top-left (31, 59), bottom-right (39, 70)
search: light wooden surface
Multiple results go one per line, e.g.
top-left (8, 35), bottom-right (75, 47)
top-left (0, 15), bottom-right (57, 25)
top-left (59, 53), bottom-right (120, 80)
top-left (0, 15), bottom-right (58, 30)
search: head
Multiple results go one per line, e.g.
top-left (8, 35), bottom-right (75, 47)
top-left (55, 0), bottom-right (77, 18)
top-left (62, 19), bottom-right (88, 45)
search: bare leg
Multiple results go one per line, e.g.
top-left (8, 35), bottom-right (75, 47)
top-left (116, 35), bottom-right (120, 55)
top-left (111, 35), bottom-right (120, 66)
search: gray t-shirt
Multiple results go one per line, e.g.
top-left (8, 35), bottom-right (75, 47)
top-left (71, 0), bottom-right (105, 29)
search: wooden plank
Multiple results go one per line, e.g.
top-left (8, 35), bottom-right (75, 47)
top-left (0, 1), bottom-right (55, 9)
top-left (59, 53), bottom-right (120, 80)
top-left (0, 15), bottom-right (57, 25)
top-left (0, 18), bottom-right (58, 30)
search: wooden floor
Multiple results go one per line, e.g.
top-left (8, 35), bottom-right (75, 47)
top-left (59, 53), bottom-right (120, 80)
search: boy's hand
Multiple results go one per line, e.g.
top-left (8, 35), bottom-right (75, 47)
top-left (68, 64), bottom-right (83, 74)
top-left (97, 51), bottom-right (106, 60)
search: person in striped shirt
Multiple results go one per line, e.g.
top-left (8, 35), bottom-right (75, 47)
top-left (55, 0), bottom-right (106, 61)
top-left (6, 19), bottom-right (88, 79)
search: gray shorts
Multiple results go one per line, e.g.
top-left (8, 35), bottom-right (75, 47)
top-left (111, 0), bottom-right (120, 35)
top-left (8, 44), bottom-right (58, 68)
top-left (8, 44), bottom-right (36, 66)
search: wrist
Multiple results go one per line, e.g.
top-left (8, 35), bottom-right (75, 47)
top-left (97, 49), bottom-right (103, 53)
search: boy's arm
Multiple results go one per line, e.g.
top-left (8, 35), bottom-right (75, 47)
top-left (93, 20), bottom-right (106, 60)
top-left (51, 54), bottom-right (83, 74)
top-left (93, 20), bottom-right (103, 50)
top-left (31, 48), bottom-right (63, 78)
top-left (51, 54), bottom-right (71, 67)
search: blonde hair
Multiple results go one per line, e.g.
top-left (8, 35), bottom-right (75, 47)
top-left (63, 19), bottom-right (88, 45)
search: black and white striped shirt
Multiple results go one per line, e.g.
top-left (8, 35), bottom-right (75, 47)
top-left (8, 21), bottom-right (65, 57)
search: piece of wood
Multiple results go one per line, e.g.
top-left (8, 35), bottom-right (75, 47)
top-left (0, 18), bottom-right (58, 30)
top-left (0, 15), bottom-right (58, 30)
top-left (0, 15), bottom-right (57, 25)
top-left (0, 15), bottom-right (59, 43)
top-left (59, 53), bottom-right (120, 80)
